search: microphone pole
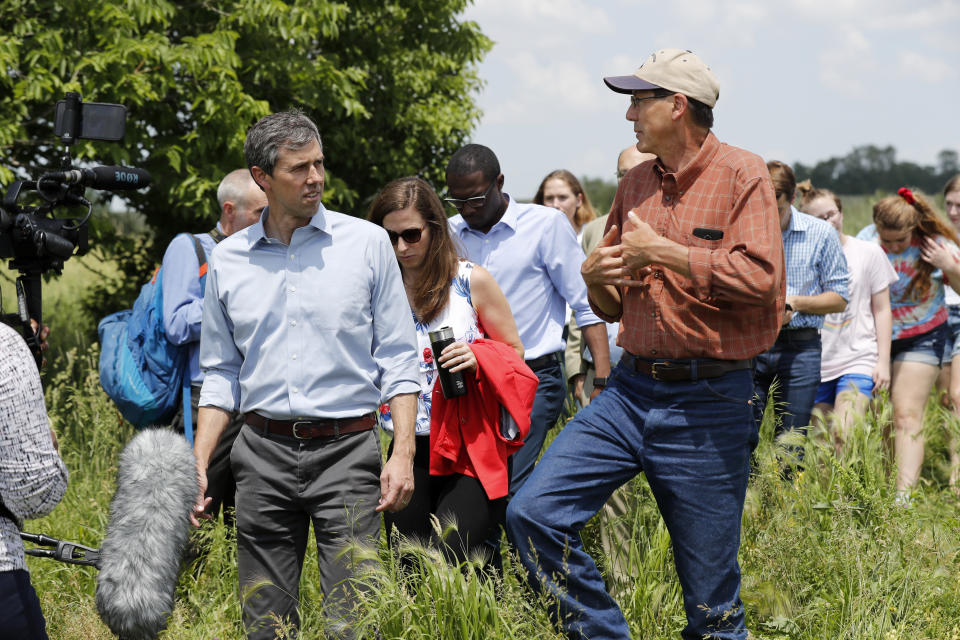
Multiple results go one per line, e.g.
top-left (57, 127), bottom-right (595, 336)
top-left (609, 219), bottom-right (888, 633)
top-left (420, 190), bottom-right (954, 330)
top-left (21, 531), bottom-right (101, 568)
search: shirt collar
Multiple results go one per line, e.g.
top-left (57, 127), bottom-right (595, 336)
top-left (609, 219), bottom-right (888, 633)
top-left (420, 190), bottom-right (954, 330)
top-left (455, 194), bottom-right (518, 235)
top-left (246, 203), bottom-right (330, 248)
top-left (498, 194), bottom-right (520, 230)
top-left (786, 206), bottom-right (813, 234)
top-left (653, 131), bottom-right (721, 197)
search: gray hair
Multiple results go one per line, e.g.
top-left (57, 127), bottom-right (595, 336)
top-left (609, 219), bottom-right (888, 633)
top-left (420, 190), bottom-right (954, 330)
top-left (244, 110), bottom-right (321, 176)
top-left (216, 168), bottom-right (258, 209)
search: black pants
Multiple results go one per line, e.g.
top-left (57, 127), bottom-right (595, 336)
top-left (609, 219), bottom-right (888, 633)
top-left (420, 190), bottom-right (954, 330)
top-left (384, 435), bottom-right (507, 566)
top-left (0, 570), bottom-right (48, 640)
top-left (170, 383), bottom-right (243, 525)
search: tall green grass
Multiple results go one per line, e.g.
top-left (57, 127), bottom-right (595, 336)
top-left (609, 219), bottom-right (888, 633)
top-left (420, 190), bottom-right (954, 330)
top-left (24, 345), bottom-right (960, 640)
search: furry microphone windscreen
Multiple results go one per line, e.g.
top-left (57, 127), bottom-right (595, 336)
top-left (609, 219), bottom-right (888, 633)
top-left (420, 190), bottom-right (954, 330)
top-left (96, 428), bottom-right (198, 640)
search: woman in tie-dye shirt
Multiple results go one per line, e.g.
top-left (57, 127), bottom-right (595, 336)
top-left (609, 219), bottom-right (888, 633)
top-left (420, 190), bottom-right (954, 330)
top-left (873, 188), bottom-right (960, 502)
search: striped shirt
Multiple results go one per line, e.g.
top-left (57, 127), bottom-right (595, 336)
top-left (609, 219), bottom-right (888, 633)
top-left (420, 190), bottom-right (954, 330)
top-left (782, 207), bottom-right (849, 329)
top-left (592, 132), bottom-right (785, 360)
top-left (0, 323), bottom-right (68, 572)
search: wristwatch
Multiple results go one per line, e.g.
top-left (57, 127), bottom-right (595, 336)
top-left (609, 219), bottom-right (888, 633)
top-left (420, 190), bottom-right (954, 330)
top-left (592, 376), bottom-right (609, 388)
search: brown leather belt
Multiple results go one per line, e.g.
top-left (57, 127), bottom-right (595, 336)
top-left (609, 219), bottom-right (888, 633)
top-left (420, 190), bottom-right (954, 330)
top-left (244, 411), bottom-right (377, 440)
top-left (621, 352), bottom-right (752, 382)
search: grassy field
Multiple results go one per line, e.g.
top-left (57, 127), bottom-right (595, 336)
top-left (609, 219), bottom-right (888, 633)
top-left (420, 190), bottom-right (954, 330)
top-left (10, 196), bottom-right (960, 640)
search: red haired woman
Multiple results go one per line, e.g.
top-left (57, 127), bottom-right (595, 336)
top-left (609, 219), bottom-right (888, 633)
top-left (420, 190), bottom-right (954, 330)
top-left (872, 187), bottom-right (960, 502)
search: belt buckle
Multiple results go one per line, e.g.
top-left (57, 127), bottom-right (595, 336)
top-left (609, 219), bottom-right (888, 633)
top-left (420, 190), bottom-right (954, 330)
top-left (291, 420), bottom-right (313, 440)
top-left (650, 360), bottom-right (668, 380)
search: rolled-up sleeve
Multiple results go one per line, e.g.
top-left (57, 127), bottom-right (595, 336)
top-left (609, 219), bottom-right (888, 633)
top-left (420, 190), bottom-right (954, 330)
top-left (368, 231), bottom-right (420, 402)
top-left (199, 261), bottom-right (242, 411)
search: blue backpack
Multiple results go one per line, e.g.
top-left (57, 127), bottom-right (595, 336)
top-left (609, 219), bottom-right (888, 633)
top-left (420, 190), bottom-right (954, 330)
top-left (98, 235), bottom-right (207, 438)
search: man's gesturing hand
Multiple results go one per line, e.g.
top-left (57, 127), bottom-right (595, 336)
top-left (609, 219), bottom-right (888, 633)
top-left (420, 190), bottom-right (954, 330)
top-left (582, 225), bottom-right (650, 289)
top-left (620, 211), bottom-right (664, 271)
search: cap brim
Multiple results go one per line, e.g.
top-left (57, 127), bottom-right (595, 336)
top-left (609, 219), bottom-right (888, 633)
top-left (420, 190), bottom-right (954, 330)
top-left (603, 75), bottom-right (661, 94)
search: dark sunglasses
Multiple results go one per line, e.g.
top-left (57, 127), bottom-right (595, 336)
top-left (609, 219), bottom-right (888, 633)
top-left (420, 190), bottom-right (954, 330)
top-left (387, 227), bottom-right (424, 245)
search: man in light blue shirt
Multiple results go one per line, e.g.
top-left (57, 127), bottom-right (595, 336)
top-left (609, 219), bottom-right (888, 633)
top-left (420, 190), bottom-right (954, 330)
top-left (754, 161), bottom-right (848, 459)
top-left (445, 144), bottom-right (611, 496)
top-left (162, 168), bottom-right (266, 524)
top-left (191, 111), bottom-right (420, 640)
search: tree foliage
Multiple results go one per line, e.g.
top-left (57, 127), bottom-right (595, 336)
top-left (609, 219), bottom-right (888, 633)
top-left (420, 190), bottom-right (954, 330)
top-left (581, 176), bottom-right (618, 218)
top-left (1, 0), bottom-right (490, 309)
top-left (794, 145), bottom-right (959, 196)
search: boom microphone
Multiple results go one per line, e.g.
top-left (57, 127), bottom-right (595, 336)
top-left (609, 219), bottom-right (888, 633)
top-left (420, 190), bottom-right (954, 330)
top-left (96, 428), bottom-right (197, 640)
top-left (42, 165), bottom-right (151, 191)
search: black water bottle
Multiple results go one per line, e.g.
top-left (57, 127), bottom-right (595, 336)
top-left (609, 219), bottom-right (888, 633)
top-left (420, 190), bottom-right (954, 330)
top-left (429, 326), bottom-right (467, 398)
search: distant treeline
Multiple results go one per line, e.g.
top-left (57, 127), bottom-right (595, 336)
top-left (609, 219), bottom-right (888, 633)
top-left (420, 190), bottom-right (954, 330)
top-left (794, 146), bottom-right (959, 196)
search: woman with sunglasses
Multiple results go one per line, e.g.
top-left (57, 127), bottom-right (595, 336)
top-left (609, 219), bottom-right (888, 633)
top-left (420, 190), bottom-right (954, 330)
top-left (368, 176), bottom-right (525, 565)
top-left (871, 187), bottom-right (960, 503)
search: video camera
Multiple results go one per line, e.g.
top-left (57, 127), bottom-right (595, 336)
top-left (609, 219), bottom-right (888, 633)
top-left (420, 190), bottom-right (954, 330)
top-left (0, 92), bottom-right (151, 366)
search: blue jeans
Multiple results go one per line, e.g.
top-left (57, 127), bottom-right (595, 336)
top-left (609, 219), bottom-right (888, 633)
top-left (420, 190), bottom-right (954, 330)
top-left (509, 355), bottom-right (566, 498)
top-left (506, 361), bottom-right (755, 640)
top-left (753, 330), bottom-right (821, 437)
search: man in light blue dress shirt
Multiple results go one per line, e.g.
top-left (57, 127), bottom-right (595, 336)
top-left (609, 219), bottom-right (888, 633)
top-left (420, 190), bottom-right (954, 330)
top-left (191, 111), bottom-right (420, 640)
top-left (754, 161), bottom-right (848, 466)
top-left (445, 144), bottom-right (611, 496)
top-left (162, 168), bottom-right (266, 524)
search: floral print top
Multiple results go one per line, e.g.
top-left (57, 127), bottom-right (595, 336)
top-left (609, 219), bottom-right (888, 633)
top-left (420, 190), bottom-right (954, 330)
top-left (380, 261), bottom-right (482, 435)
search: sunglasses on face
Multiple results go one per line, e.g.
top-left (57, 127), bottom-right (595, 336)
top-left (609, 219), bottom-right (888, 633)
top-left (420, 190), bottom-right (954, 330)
top-left (387, 227), bottom-right (424, 245)
top-left (444, 180), bottom-right (495, 211)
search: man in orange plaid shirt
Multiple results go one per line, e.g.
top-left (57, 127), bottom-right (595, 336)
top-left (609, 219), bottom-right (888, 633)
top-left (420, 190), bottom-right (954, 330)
top-left (507, 49), bottom-right (785, 640)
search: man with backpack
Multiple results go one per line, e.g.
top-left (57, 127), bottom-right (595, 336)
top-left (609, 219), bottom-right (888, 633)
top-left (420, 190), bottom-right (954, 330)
top-left (163, 168), bottom-right (266, 524)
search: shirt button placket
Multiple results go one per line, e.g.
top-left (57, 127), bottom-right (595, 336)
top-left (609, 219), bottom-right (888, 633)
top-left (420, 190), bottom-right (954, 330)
top-left (287, 248), bottom-right (301, 413)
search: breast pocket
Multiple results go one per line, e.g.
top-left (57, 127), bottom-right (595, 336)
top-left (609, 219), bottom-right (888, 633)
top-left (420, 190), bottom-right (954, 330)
top-left (687, 227), bottom-right (726, 250)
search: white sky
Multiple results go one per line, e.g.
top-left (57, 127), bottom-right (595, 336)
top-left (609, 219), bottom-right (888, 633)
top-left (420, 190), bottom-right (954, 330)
top-left (462, 0), bottom-right (960, 198)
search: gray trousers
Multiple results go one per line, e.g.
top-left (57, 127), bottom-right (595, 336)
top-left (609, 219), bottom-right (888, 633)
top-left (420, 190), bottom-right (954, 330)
top-left (231, 424), bottom-right (382, 640)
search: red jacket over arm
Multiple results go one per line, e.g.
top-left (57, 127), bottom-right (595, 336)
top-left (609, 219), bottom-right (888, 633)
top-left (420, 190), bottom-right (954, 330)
top-left (429, 338), bottom-right (539, 500)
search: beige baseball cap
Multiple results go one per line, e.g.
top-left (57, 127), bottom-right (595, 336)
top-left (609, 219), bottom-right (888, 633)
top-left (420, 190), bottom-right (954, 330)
top-left (604, 48), bottom-right (720, 108)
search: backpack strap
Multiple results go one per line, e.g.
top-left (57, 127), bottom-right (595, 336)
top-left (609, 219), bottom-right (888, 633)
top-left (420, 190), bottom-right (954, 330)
top-left (189, 234), bottom-right (207, 279)
top-left (182, 233), bottom-right (209, 447)
top-left (208, 227), bottom-right (227, 244)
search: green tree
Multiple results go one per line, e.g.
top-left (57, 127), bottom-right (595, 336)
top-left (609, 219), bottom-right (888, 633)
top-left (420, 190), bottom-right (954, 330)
top-left (0, 0), bottom-right (490, 310)
top-left (794, 145), bottom-right (955, 196)
top-left (582, 176), bottom-right (618, 218)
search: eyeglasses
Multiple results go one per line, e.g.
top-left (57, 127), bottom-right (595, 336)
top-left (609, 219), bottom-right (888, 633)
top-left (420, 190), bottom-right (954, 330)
top-left (386, 227), bottom-right (424, 245)
top-left (444, 180), bottom-right (495, 211)
top-left (629, 90), bottom-right (675, 109)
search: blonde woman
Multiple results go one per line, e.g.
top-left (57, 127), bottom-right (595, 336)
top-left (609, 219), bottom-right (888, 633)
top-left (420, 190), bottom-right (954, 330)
top-left (533, 169), bottom-right (597, 242)
top-left (797, 181), bottom-right (896, 452)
